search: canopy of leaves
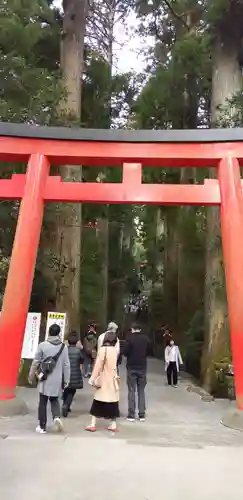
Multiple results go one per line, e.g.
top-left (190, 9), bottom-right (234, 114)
top-left (0, 0), bottom-right (63, 122)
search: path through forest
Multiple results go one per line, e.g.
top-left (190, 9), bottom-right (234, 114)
top-left (0, 359), bottom-right (242, 499)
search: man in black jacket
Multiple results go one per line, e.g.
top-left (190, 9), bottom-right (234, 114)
top-left (124, 323), bottom-right (150, 422)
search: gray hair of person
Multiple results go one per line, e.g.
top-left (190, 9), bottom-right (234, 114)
top-left (107, 321), bottom-right (118, 333)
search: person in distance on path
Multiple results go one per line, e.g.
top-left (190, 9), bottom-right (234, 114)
top-left (162, 325), bottom-right (172, 347)
top-left (62, 331), bottom-right (84, 417)
top-left (165, 339), bottom-right (183, 388)
top-left (124, 322), bottom-right (150, 422)
top-left (83, 323), bottom-right (98, 377)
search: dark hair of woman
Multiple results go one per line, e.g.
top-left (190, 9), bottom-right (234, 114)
top-left (103, 331), bottom-right (117, 347)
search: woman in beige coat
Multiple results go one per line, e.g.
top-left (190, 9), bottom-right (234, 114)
top-left (86, 332), bottom-right (120, 432)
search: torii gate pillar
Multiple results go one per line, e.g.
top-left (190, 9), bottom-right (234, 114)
top-left (0, 154), bottom-right (49, 401)
top-left (219, 156), bottom-right (243, 410)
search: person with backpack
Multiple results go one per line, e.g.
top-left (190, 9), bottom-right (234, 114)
top-left (83, 323), bottom-right (98, 377)
top-left (62, 331), bottom-right (84, 417)
top-left (28, 323), bottom-right (70, 434)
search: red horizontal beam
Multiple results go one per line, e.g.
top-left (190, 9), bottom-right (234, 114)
top-left (1, 137), bottom-right (243, 167)
top-left (0, 174), bottom-right (221, 205)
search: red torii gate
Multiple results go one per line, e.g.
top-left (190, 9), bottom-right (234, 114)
top-left (0, 123), bottom-right (243, 408)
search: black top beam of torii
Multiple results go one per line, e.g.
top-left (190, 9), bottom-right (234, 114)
top-left (0, 121), bottom-right (243, 143)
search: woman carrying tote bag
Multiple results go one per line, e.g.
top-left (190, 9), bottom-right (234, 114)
top-left (86, 331), bottom-right (120, 433)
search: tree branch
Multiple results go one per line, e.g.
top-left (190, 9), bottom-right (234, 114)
top-left (162, 0), bottom-right (190, 31)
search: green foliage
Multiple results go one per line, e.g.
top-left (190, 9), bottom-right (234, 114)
top-left (215, 89), bottom-right (243, 127)
top-left (80, 227), bottom-right (106, 329)
top-left (207, 0), bottom-right (230, 22)
top-left (0, 0), bottom-right (63, 123)
top-left (0, 0), bottom-right (63, 307)
top-left (135, 34), bottom-right (211, 129)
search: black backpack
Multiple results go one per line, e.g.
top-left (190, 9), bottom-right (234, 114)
top-left (36, 343), bottom-right (65, 382)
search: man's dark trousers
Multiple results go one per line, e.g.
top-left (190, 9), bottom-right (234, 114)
top-left (127, 369), bottom-right (147, 418)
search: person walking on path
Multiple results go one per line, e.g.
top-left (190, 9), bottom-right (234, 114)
top-left (124, 323), bottom-right (150, 422)
top-left (83, 323), bottom-right (98, 377)
top-left (28, 324), bottom-right (70, 434)
top-left (62, 331), bottom-right (84, 417)
top-left (165, 339), bottom-right (183, 387)
top-left (162, 326), bottom-right (172, 347)
top-left (86, 331), bottom-right (120, 433)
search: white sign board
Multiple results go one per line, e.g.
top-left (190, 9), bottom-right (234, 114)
top-left (21, 313), bottom-right (41, 359)
top-left (45, 312), bottom-right (67, 342)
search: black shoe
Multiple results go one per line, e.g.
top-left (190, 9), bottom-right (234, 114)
top-left (62, 406), bottom-right (68, 418)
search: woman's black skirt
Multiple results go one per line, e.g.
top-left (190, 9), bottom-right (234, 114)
top-left (90, 399), bottom-right (120, 419)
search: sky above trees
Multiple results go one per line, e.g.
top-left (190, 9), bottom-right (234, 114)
top-left (53, 0), bottom-right (148, 73)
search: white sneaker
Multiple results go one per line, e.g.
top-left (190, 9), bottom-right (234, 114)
top-left (36, 425), bottom-right (46, 434)
top-left (54, 417), bottom-right (64, 432)
top-left (127, 417), bottom-right (135, 422)
top-left (139, 417), bottom-right (146, 422)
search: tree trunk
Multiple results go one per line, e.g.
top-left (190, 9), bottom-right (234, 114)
top-left (154, 207), bottom-right (165, 288)
top-left (210, 38), bottom-right (242, 125)
top-left (54, 0), bottom-right (87, 330)
top-left (201, 36), bottom-right (242, 392)
top-left (96, 1), bottom-right (115, 328)
top-left (110, 224), bottom-right (130, 330)
top-left (163, 208), bottom-right (179, 330)
top-left (98, 217), bottom-right (109, 329)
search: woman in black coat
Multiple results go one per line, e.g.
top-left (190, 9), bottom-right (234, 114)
top-left (62, 332), bottom-right (84, 417)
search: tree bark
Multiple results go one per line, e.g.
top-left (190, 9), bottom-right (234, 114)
top-left (201, 36), bottom-right (242, 392)
top-left (96, 0), bottom-right (115, 329)
top-left (177, 169), bottom-right (202, 333)
top-left (54, 0), bottom-right (87, 330)
top-left (98, 217), bottom-right (109, 329)
top-left (163, 208), bottom-right (179, 330)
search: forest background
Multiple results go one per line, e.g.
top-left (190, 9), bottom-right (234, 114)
top-left (1, 0), bottom-right (242, 396)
